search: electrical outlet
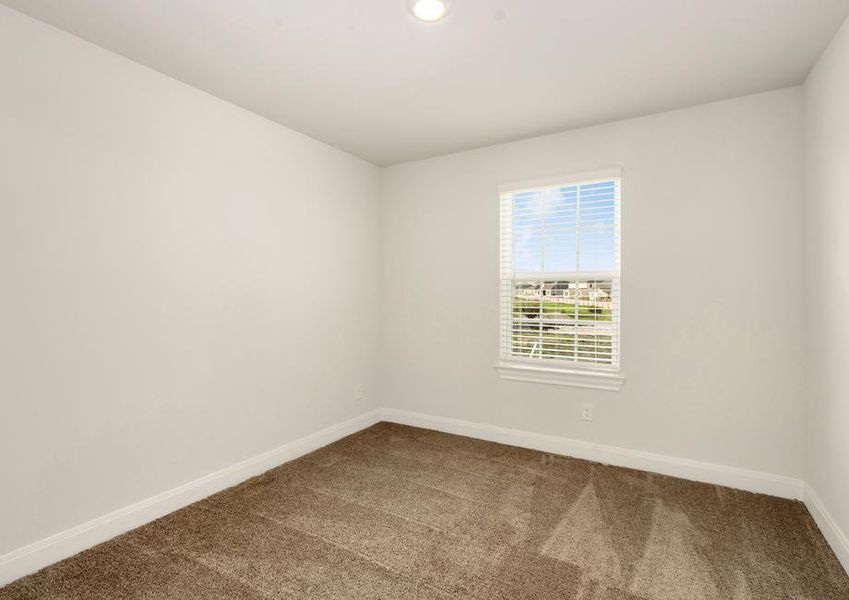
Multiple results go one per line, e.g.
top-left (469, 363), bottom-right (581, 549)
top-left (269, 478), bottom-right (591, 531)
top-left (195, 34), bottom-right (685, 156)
top-left (355, 384), bottom-right (364, 401)
top-left (581, 402), bottom-right (594, 422)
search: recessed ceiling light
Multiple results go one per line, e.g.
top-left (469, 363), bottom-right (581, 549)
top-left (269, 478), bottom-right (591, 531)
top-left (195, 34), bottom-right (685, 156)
top-left (408, 0), bottom-right (451, 22)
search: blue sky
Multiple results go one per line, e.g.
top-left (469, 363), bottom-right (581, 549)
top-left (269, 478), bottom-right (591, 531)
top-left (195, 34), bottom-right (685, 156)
top-left (512, 180), bottom-right (617, 274)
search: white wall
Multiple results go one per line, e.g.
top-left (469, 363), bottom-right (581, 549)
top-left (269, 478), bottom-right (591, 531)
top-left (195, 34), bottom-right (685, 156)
top-left (0, 6), bottom-right (381, 555)
top-left (381, 88), bottom-right (806, 479)
top-left (804, 15), bottom-right (849, 549)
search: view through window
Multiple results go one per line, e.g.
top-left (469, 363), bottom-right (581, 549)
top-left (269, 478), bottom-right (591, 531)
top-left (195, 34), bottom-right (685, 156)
top-left (499, 174), bottom-right (621, 369)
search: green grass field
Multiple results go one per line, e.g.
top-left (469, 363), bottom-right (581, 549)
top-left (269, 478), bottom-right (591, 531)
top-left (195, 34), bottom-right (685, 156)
top-left (512, 297), bottom-right (613, 321)
top-left (511, 297), bottom-right (614, 363)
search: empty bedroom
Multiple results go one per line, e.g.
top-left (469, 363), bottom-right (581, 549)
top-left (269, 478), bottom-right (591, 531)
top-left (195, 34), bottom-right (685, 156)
top-left (1, 1), bottom-right (848, 598)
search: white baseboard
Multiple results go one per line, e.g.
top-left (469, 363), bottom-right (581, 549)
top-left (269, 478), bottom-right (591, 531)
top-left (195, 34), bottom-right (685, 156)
top-left (5, 408), bottom-right (841, 589)
top-left (804, 484), bottom-right (849, 575)
top-left (380, 408), bottom-right (805, 500)
top-left (0, 409), bottom-right (382, 587)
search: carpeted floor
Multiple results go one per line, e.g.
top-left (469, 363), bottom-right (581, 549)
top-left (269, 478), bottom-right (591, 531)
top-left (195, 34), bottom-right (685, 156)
top-left (2, 422), bottom-right (847, 599)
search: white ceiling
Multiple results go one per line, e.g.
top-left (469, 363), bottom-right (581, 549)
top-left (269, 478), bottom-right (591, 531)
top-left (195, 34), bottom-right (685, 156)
top-left (3, 0), bottom-right (848, 165)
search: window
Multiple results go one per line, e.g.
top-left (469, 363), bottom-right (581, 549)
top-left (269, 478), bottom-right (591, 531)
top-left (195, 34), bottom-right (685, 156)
top-left (496, 170), bottom-right (623, 390)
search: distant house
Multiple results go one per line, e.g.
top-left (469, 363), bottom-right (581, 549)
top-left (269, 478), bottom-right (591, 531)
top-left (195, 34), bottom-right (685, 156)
top-left (518, 281), bottom-right (611, 302)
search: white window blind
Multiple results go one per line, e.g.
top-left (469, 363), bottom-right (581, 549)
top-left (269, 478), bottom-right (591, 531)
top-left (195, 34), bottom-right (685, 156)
top-left (499, 173), bottom-right (621, 370)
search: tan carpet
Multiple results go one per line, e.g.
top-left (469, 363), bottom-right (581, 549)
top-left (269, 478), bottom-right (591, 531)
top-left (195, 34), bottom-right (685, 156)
top-left (2, 422), bottom-right (847, 599)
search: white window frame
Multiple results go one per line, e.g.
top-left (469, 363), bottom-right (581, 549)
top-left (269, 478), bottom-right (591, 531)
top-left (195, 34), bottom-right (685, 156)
top-left (495, 168), bottom-right (624, 391)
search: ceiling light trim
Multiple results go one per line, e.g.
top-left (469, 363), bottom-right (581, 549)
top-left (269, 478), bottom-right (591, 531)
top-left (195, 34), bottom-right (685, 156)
top-left (408, 0), bottom-right (451, 23)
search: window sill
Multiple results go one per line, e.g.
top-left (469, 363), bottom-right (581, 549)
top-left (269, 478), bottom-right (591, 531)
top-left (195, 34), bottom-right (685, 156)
top-left (494, 362), bottom-right (624, 391)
